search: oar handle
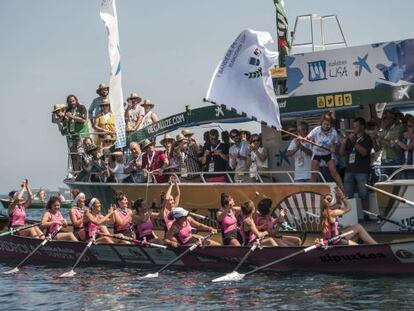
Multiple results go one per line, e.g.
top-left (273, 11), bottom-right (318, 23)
top-left (365, 184), bottom-right (414, 207)
top-left (0, 222), bottom-right (41, 237)
top-left (280, 129), bottom-right (330, 152)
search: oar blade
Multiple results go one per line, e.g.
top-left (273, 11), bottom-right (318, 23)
top-left (139, 272), bottom-right (159, 279)
top-left (59, 270), bottom-right (77, 278)
top-left (3, 267), bottom-right (19, 275)
top-left (212, 271), bottom-right (245, 283)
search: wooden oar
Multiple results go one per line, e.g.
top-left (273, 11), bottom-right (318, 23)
top-left (3, 226), bottom-right (62, 274)
top-left (365, 184), bottom-right (414, 207)
top-left (362, 210), bottom-right (412, 231)
top-left (139, 232), bottom-right (214, 279)
top-left (211, 231), bottom-right (353, 282)
top-left (99, 233), bottom-right (167, 249)
top-left (0, 222), bottom-right (42, 237)
top-left (59, 234), bottom-right (96, 278)
top-left (212, 239), bottom-right (261, 283)
top-left (280, 129), bottom-right (330, 152)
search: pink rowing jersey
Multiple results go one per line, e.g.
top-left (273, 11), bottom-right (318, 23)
top-left (240, 216), bottom-right (256, 246)
top-left (9, 204), bottom-right (26, 227)
top-left (84, 214), bottom-right (103, 239)
top-left (174, 220), bottom-right (193, 245)
top-left (163, 208), bottom-right (174, 233)
top-left (48, 211), bottom-right (64, 234)
top-left (135, 217), bottom-right (154, 238)
top-left (325, 218), bottom-right (340, 239)
top-left (219, 209), bottom-right (238, 234)
top-left (256, 215), bottom-right (275, 232)
top-left (71, 207), bottom-right (86, 228)
top-left (114, 208), bottom-right (132, 232)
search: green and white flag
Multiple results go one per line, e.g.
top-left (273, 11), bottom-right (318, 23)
top-left (100, 0), bottom-right (126, 148)
top-left (274, 0), bottom-right (291, 67)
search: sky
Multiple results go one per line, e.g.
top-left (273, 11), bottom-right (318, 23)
top-left (1, 0), bottom-right (414, 192)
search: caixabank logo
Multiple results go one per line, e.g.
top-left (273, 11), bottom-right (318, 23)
top-left (391, 243), bottom-right (414, 263)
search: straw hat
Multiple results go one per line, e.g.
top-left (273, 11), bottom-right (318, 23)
top-left (176, 133), bottom-right (187, 142)
top-left (102, 134), bottom-right (116, 142)
top-left (239, 128), bottom-right (251, 135)
top-left (160, 134), bottom-right (175, 145)
top-left (96, 83), bottom-right (109, 94)
top-left (52, 103), bottom-right (66, 113)
top-left (141, 99), bottom-right (154, 107)
top-left (86, 144), bottom-right (99, 153)
top-left (111, 150), bottom-right (124, 156)
top-left (141, 139), bottom-right (154, 150)
top-left (100, 99), bottom-right (111, 106)
top-left (181, 129), bottom-right (194, 136)
top-left (127, 92), bottom-right (142, 102)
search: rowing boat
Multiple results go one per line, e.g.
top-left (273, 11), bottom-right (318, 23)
top-left (0, 231), bottom-right (414, 274)
top-left (0, 199), bottom-right (73, 210)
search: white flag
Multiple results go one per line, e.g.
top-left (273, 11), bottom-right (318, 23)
top-left (100, 0), bottom-right (126, 148)
top-left (206, 29), bottom-right (281, 129)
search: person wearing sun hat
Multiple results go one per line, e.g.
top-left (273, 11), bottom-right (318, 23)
top-left (139, 99), bottom-right (160, 130)
top-left (125, 92), bottom-right (145, 132)
top-left (141, 138), bottom-right (169, 183)
top-left (89, 83), bottom-right (110, 125)
top-left (164, 207), bottom-right (219, 247)
top-left (51, 103), bottom-right (68, 135)
top-left (93, 99), bottom-right (116, 146)
top-left (160, 134), bottom-right (177, 172)
top-left (180, 129), bottom-right (201, 179)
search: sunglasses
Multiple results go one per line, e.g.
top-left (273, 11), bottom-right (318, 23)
top-left (251, 139), bottom-right (260, 143)
top-left (104, 140), bottom-right (113, 143)
top-left (230, 135), bottom-right (239, 139)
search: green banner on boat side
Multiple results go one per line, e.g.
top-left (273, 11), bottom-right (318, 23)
top-left (126, 105), bottom-right (247, 144)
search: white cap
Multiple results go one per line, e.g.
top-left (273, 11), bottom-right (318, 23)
top-left (172, 207), bottom-right (189, 219)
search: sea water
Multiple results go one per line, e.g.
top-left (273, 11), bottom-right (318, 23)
top-left (0, 209), bottom-right (413, 310)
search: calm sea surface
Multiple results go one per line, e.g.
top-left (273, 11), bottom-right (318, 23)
top-left (0, 209), bottom-right (414, 310)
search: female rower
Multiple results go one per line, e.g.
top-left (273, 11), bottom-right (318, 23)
top-left (321, 188), bottom-right (377, 245)
top-left (256, 198), bottom-right (301, 246)
top-left (240, 200), bottom-right (278, 246)
top-left (159, 175), bottom-right (181, 234)
top-left (69, 190), bottom-right (88, 241)
top-left (111, 192), bottom-right (133, 239)
top-left (8, 179), bottom-right (44, 238)
top-left (164, 207), bottom-right (219, 247)
top-left (132, 199), bottom-right (163, 244)
top-left (83, 198), bottom-right (116, 244)
top-left (216, 193), bottom-right (241, 246)
top-left (305, 112), bottom-right (345, 192)
top-left (41, 196), bottom-right (78, 241)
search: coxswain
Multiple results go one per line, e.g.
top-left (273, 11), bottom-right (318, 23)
top-left (256, 198), bottom-right (301, 246)
top-left (164, 207), bottom-right (219, 247)
top-left (321, 188), bottom-right (377, 245)
top-left (8, 179), bottom-right (44, 238)
top-left (240, 200), bottom-right (278, 246)
top-left (111, 192), bottom-right (133, 240)
top-left (41, 196), bottom-right (78, 241)
top-left (69, 190), bottom-right (88, 241)
top-left (83, 198), bottom-right (116, 243)
top-left (216, 193), bottom-right (241, 246)
top-left (132, 199), bottom-right (163, 244)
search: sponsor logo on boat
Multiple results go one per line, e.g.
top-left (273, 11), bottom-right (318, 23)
top-left (0, 241), bottom-right (33, 254)
top-left (319, 252), bottom-right (386, 263)
top-left (391, 243), bottom-right (414, 263)
top-left (394, 249), bottom-right (413, 259)
top-left (146, 114), bottom-right (186, 135)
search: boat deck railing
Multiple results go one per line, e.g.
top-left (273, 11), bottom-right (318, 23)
top-left (372, 165), bottom-right (414, 182)
top-left (77, 169), bottom-right (328, 184)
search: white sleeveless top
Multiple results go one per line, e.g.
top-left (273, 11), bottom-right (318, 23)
top-left (139, 111), bottom-right (154, 129)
